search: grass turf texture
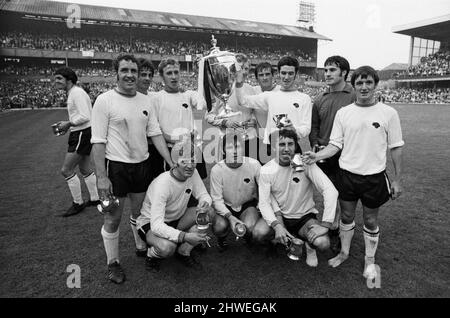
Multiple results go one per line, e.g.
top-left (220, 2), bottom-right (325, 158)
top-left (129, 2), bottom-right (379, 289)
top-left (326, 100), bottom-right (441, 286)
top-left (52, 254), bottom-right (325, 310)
top-left (0, 104), bottom-right (449, 297)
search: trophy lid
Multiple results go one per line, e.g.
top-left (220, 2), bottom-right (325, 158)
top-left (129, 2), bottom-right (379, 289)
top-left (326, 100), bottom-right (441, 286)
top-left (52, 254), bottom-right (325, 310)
top-left (211, 35), bottom-right (217, 49)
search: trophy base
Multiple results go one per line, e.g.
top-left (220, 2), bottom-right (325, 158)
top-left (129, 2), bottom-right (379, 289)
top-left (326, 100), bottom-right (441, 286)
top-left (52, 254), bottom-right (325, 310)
top-left (197, 225), bottom-right (209, 231)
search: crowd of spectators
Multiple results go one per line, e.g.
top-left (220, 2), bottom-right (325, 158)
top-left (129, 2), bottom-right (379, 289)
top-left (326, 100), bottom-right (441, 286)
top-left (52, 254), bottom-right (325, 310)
top-left (0, 79), bottom-right (66, 109)
top-left (377, 87), bottom-right (450, 104)
top-left (394, 50), bottom-right (450, 78)
top-left (0, 31), bottom-right (314, 62)
top-left (3, 74), bottom-right (448, 112)
top-left (1, 65), bottom-right (114, 77)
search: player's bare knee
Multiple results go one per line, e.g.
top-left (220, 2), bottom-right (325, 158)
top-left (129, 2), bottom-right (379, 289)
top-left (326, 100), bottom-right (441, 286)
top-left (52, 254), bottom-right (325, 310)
top-left (61, 167), bottom-right (74, 178)
top-left (252, 226), bottom-right (271, 243)
top-left (80, 168), bottom-right (93, 176)
top-left (363, 215), bottom-right (378, 230)
top-left (340, 212), bottom-right (355, 225)
top-left (103, 214), bottom-right (121, 231)
top-left (213, 215), bottom-right (229, 236)
top-left (157, 240), bottom-right (177, 258)
top-left (313, 235), bottom-right (330, 251)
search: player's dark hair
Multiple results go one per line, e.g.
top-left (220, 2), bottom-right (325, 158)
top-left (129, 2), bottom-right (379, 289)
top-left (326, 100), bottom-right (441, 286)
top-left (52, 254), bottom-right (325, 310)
top-left (351, 66), bottom-right (380, 87)
top-left (222, 132), bottom-right (244, 158)
top-left (137, 57), bottom-right (155, 77)
top-left (254, 62), bottom-right (274, 78)
top-left (54, 67), bottom-right (78, 84)
top-left (113, 54), bottom-right (139, 73)
top-left (158, 58), bottom-right (179, 76)
top-left (277, 56), bottom-right (299, 74)
top-left (269, 128), bottom-right (299, 146)
top-left (324, 55), bottom-right (351, 80)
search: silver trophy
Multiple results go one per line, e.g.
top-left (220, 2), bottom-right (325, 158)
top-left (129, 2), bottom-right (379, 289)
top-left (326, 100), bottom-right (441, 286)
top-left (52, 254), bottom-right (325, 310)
top-left (204, 35), bottom-right (241, 119)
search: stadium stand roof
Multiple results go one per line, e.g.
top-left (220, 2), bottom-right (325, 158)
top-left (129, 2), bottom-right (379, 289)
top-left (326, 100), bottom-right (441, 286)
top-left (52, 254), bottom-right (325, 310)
top-left (381, 63), bottom-right (409, 71)
top-left (392, 14), bottom-right (450, 42)
top-left (0, 0), bottom-right (331, 41)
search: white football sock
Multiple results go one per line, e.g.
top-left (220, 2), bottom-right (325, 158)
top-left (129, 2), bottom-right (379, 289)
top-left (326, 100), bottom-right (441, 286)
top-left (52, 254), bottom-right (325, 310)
top-left (66, 173), bottom-right (83, 205)
top-left (340, 220), bottom-right (355, 256)
top-left (101, 226), bottom-right (119, 265)
top-left (363, 225), bottom-right (379, 259)
top-left (130, 217), bottom-right (147, 251)
top-left (83, 172), bottom-right (99, 201)
top-left (328, 220), bottom-right (355, 268)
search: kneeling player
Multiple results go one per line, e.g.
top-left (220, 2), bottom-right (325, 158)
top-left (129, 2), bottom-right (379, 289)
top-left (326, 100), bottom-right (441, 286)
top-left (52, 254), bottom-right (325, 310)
top-left (210, 133), bottom-right (262, 251)
top-left (254, 129), bottom-right (338, 266)
top-left (136, 140), bottom-right (216, 271)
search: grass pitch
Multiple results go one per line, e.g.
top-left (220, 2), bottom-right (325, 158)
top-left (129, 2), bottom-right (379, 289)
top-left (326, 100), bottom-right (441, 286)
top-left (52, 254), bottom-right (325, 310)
top-left (0, 104), bottom-right (449, 298)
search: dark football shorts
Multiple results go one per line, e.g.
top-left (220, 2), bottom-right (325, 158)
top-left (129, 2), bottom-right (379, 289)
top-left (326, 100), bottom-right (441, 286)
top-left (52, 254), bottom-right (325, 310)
top-left (67, 127), bottom-right (92, 156)
top-left (138, 219), bottom-right (180, 243)
top-left (336, 168), bottom-right (391, 209)
top-left (148, 143), bottom-right (166, 180)
top-left (106, 157), bottom-right (152, 197)
top-left (225, 199), bottom-right (259, 218)
top-left (283, 213), bottom-right (317, 240)
top-left (316, 151), bottom-right (341, 185)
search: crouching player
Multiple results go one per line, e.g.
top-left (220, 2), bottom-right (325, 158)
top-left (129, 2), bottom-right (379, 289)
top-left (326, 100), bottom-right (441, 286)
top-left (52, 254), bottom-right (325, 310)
top-left (254, 129), bottom-right (338, 266)
top-left (136, 140), bottom-right (216, 271)
top-left (210, 133), bottom-right (262, 251)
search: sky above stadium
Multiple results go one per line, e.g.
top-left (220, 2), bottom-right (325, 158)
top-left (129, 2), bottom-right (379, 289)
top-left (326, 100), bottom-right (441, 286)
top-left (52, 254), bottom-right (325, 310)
top-left (54, 0), bottom-right (450, 70)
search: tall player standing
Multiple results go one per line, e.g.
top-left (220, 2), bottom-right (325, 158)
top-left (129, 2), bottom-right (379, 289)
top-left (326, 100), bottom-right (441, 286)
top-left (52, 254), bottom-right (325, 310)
top-left (91, 54), bottom-right (173, 284)
top-left (303, 66), bottom-right (404, 280)
top-left (53, 67), bottom-right (100, 217)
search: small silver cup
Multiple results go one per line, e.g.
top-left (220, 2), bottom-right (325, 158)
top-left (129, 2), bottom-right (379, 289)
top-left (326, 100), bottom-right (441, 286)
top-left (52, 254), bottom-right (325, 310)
top-left (97, 196), bottom-right (120, 214)
top-left (287, 238), bottom-right (303, 261)
top-left (291, 154), bottom-right (305, 172)
top-left (234, 223), bottom-right (247, 240)
top-left (51, 123), bottom-right (64, 136)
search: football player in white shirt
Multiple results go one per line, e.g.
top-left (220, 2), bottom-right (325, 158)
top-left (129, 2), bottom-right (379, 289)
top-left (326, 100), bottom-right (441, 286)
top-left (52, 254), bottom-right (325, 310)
top-left (151, 58), bottom-right (208, 180)
top-left (255, 129), bottom-right (338, 267)
top-left (235, 56), bottom-right (312, 148)
top-left (53, 67), bottom-right (100, 217)
top-left (91, 54), bottom-right (173, 284)
top-left (303, 66), bottom-right (404, 280)
top-left (137, 140), bottom-right (216, 272)
top-left (136, 57), bottom-right (165, 179)
top-left (210, 133), bottom-right (262, 251)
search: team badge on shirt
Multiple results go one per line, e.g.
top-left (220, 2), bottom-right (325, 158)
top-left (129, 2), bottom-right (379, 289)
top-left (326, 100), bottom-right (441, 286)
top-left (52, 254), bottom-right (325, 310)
top-left (293, 103), bottom-right (299, 108)
top-left (143, 110), bottom-right (148, 116)
top-left (185, 189), bottom-right (192, 194)
top-left (244, 178), bottom-right (250, 183)
top-left (293, 177), bottom-right (300, 183)
top-left (182, 103), bottom-right (189, 109)
top-left (372, 122), bottom-right (380, 128)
